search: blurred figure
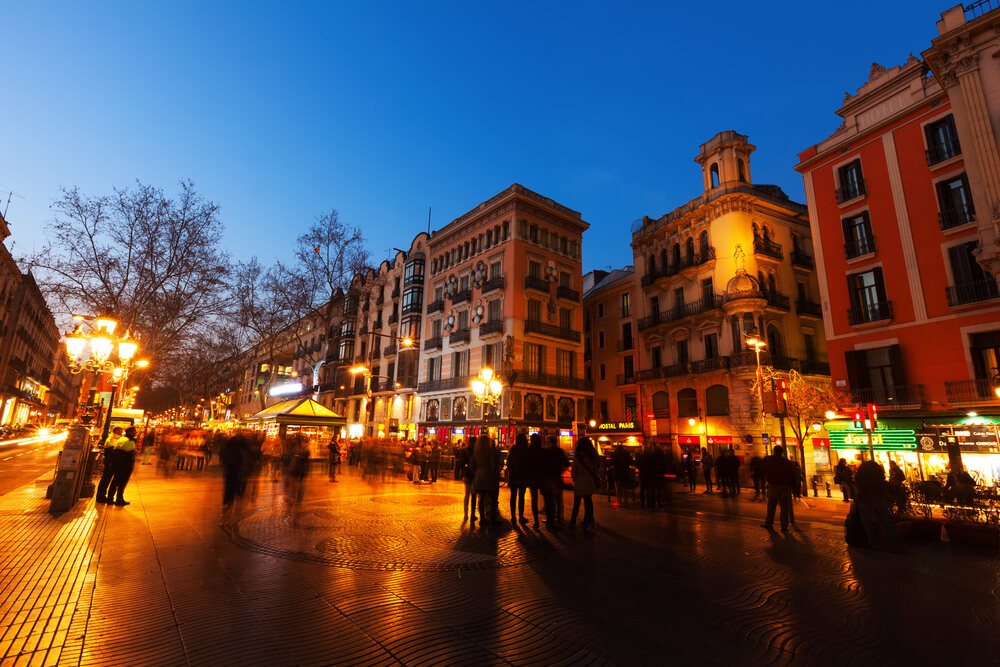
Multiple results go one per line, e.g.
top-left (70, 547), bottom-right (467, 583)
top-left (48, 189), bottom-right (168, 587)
top-left (429, 442), bottom-right (442, 483)
top-left (750, 454), bottom-right (764, 499)
top-left (612, 444), bottom-right (634, 506)
top-left (526, 433), bottom-right (545, 528)
top-left (543, 436), bottom-right (569, 529)
top-left (327, 436), bottom-right (341, 482)
top-left (141, 428), bottom-right (156, 465)
top-left (456, 439), bottom-right (476, 521)
top-left (96, 427), bottom-right (125, 504)
top-left (637, 442), bottom-right (656, 510)
top-left (760, 445), bottom-right (795, 532)
top-left (855, 457), bottom-right (901, 551)
top-left (834, 458), bottom-right (854, 502)
top-left (221, 430), bottom-right (250, 509)
top-left (107, 426), bottom-right (137, 506)
top-left (283, 435), bottom-right (309, 520)
top-left (473, 435), bottom-right (501, 525)
top-left (569, 437), bottom-right (599, 530)
top-left (701, 447), bottom-right (715, 494)
top-left (506, 432), bottom-right (529, 525)
top-left (685, 449), bottom-right (698, 493)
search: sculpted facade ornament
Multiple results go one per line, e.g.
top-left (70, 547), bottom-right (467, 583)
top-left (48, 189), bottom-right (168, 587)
top-left (868, 62), bottom-right (887, 81)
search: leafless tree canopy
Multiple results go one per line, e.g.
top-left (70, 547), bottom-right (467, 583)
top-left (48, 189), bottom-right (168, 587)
top-left (27, 180), bottom-right (230, 365)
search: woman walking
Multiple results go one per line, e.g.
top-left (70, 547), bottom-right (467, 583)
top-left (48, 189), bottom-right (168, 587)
top-left (506, 433), bottom-right (530, 525)
top-left (569, 437), bottom-right (600, 530)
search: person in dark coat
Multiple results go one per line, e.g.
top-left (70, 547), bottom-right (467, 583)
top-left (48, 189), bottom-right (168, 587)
top-left (749, 454), bottom-right (764, 498)
top-left (855, 458), bottom-right (901, 551)
top-left (525, 433), bottom-right (545, 528)
top-left (473, 435), bottom-right (501, 525)
top-left (611, 444), bottom-right (634, 506)
top-left (107, 426), bottom-right (138, 506)
top-left (506, 433), bottom-right (530, 524)
top-left (834, 458), bottom-right (854, 502)
top-left (327, 437), bottom-right (341, 482)
top-left (96, 426), bottom-right (124, 504)
top-left (637, 443), bottom-right (656, 510)
top-left (221, 430), bottom-right (250, 508)
top-left (456, 439), bottom-right (476, 521)
top-left (429, 443), bottom-right (442, 483)
top-left (685, 450), bottom-right (698, 493)
top-left (543, 436), bottom-right (570, 529)
top-left (760, 445), bottom-right (796, 532)
top-left (701, 447), bottom-right (715, 494)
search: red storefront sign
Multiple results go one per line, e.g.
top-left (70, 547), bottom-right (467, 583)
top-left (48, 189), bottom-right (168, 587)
top-left (678, 436), bottom-right (700, 445)
top-left (707, 436), bottom-right (732, 446)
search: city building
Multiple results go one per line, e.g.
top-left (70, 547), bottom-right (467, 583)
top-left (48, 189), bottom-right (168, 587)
top-left (582, 266), bottom-right (645, 451)
top-left (633, 131), bottom-right (830, 473)
top-left (418, 184), bottom-right (590, 448)
top-left (0, 212), bottom-right (24, 422)
top-left (0, 271), bottom-right (60, 426)
top-left (796, 3), bottom-right (1000, 485)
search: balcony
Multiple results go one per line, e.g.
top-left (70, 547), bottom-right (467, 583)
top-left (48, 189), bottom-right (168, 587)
top-left (926, 137), bottom-right (961, 166)
top-left (844, 235), bottom-right (876, 259)
top-left (730, 350), bottom-right (771, 368)
top-left (373, 319), bottom-right (384, 331)
top-left (392, 287), bottom-right (401, 299)
top-left (524, 275), bottom-right (550, 293)
top-left (354, 354), bottom-right (366, 365)
top-left (616, 339), bottom-right (634, 352)
top-left (423, 336), bottom-right (443, 351)
top-left (641, 248), bottom-right (716, 287)
top-left (482, 276), bottom-right (505, 294)
top-left (418, 376), bottom-right (472, 393)
top-left (616, 373), bottom-right (636, 386)
top-left (343, 303), bottom-right (358, 317)
top-left (383, 345), bottom-right (397, 357)
top-left (799, 359), bottom-right (831, 376)
top-left (479, 320), bottom-right (504, 336)
top-left (946, 278), bottom-right (1000, 306)
top-left (376, 295), bottom-right (385, 306)
top-left (557, 286), bottom-right (580, 302)
top-left (524, 319), bottom-right (581, 342)
top-left (359, 324), bottom-right (369, 336)
top-left (690, 356), bottom-right (730, 373)
top-left (850, 384), bottom-right (925, 410)
top-left (518, 371), bottom-right (593, 392)
top-left (387, 313), bottom-right (399, 325)
top-left (402, 302), bottom-right (423, 315)
top-left (939, 204), bottom-right (976, 231)
top-left (638, 295), bottom-right (722, 331)
top-left (452, 289), bottom-right (472, 305)
top-left (753, 236), bottom-right (784, 261)
top-left (764, 290), bottom-right (790, 311)
top-left (796, 298), bottom-right (823, 318)
top-left (791, 249), bottom-right (814, 269)
top-left (835, 179), bottom-right (866, 204)
top-left (638, 362), bottom-right (690, 381)
top-left (449, 329), bottom-right (471, 345)
top-left (427, 299), bottom-right (445, 315)
top-left (945, 378), bottom-right (998, 403)
top-left (847, 301), bottom-right (893, 325)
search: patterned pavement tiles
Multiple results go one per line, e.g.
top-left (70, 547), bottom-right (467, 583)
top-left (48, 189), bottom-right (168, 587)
top-left (1, 464), bottom-right (999, 665)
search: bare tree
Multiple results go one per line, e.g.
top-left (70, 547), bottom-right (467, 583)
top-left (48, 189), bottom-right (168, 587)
top-left (26, 180), bottom-right (230, 365)
top-left (272, 210), bottom-right (371, 393)
top-left (231, 257), bottom-right (290, 413)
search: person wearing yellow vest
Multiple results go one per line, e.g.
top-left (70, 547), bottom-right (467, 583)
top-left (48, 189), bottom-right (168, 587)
top-left (96, 427), bottom-right (125, 504)
top-left (107, 426), bottom-right (138, 506)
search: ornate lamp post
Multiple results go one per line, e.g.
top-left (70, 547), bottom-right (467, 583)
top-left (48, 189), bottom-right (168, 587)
top-left (743, 328), bottom-right (767, 447)
top-left (471, 366), bottom-right (503, 433)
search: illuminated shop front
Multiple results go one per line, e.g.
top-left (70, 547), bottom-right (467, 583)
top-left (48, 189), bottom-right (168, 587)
top-left (825, 416), bottom-right (1000, 486)
top-left (592, 421), bottom-right (642, 456)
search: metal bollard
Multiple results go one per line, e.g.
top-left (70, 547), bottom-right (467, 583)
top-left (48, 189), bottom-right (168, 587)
top-left (811, 476), bottom-right (820, 497)
top-left (825, 481), bottom-right (832, 498)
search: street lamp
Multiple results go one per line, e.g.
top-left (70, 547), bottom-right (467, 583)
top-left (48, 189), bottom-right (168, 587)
top-left (350, 334), bottom-right (413, 437)
top-left (743, 328), bottom-right (767, 428)
top-left (471, 366), bottom-right (503, 428)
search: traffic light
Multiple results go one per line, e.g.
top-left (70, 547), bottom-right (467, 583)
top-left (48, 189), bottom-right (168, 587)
top-left (776, 379), bottom-right (789, 413)
top-left (867, 403), bottom-right (878, 430)
top-left (853, 410), bottom-right (864, 429)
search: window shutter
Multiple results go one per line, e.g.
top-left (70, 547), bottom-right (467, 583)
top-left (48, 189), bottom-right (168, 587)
top-left (844, 350), bottom-right (862, 389)
top-left (887, 344), bottom-right (907, 387)
top-left (847, 275), bottom-right (860, 311)
top-left (873, 267), bottom-right (888, 303)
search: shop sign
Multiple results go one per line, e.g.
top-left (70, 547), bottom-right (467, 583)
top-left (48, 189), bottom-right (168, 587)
top-left (453, 428), bottom-right (465, 436)
top-left (771, 436), bottom-right (800, 447)
top-left (811, 438), bottom-right (830, 447)
top-left (707, 436), bottom-right (732, 445)
top-left (678, 435), bottom-right (700, 445)
top-left (559, 430), bottom-right (573, 437)
top-left (917, 429), bottom-right (999, 453)
top-left (426, 428), bottom-right (436, 435)
top-left (598, 422), bottom-right (636, 432)
top-left (828, 428), bottom-right (916, 451)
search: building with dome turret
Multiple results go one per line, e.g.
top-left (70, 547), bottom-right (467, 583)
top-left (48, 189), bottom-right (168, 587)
top-left (627, 131), bottom-right (831, 473)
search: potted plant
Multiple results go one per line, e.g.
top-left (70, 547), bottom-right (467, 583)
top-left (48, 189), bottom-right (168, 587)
top-left (943, 486), bottom-right (999, 549)
top-left (907, 481), bottom-right (942, 541)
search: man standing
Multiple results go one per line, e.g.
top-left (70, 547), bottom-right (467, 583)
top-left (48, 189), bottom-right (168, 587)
top-left (760, 445), bottom-right (796, 532)
top-left (327, 437), bottom-right (340, 482)
top-left (107, 426), bottom-right (137, 506)
top-left (701, 447), bottom-right (715, 494)
top-left (96, 426), bottom-right (125, 504)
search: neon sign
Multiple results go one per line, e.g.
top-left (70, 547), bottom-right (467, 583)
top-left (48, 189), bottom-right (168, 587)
top-left (598, 422), bottom-right (636, 431)
top-left (829, 428), bottom-right (916, 451)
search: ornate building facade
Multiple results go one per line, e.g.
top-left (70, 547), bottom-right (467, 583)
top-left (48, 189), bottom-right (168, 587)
top-left (633, 132), bottom-right (830, 471)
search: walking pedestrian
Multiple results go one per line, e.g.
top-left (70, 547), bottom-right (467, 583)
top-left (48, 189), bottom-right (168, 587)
top-left (107, 426), bottom-right (137, 506)
top-left (543, 436), bottom-right (569, 529)
top-left (685, 450), bottom-right (698, 493)
top-left (221, 430), bottom-right (249, 509)
top-left (327, 437), bottom-right (341, 482)
top-left (506, 432), bottom-right (529, 525)
top-left (569, 437), bottom-right (600, 530)
top-left (854, 458), bottom-right (902, 551)
top-left (611, 444), bottom-right (634, 506)
top-left (429, 442), bottom-right (442, 483)
top-left (96, 427), bottom-right (125, 504)
top-left (637, 442), bottom-right (656, 509)
top-left (701, 447), bottom-right (715, 494)
top-left (749, 454), bottom-right (763, 499)
top-left (473, 435), bottom-right (501, 525)
top-left (760, 445), bottom-right (796, 532)
top-left (141, 428), bottom-right (155, 465)
top-left (834, 458), bottom-right (854, 502)
top-left (526, 433), bottom-right (545, 528)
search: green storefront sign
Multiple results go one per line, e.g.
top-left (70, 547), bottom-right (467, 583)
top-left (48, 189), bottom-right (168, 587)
top-left (824, 420), bottom-right (917, 451)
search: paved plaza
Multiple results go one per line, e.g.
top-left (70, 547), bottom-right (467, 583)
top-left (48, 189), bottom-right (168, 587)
top-left (1, 463), bottom-right (998, 666)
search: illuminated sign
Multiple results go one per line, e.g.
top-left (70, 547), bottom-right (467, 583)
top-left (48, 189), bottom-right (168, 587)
top-left (453, 428), bottom-right (465, 435)
top-left (707, 436), bottom-right (732, 445)
top-left (426, 428), bottom-right (436, 435)
top-left (828, 428), bottom-right (916, 451)
top-left (269, 382), bottom-right (303, 396)
top-left (597, 422), bottom-right (636, 431)
top-left (559, 430), bottom-right (573, 437)
top-left (678, 436), bottom-right (700, 445)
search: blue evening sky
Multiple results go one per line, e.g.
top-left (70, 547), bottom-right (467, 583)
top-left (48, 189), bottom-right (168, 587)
top-left (3, 1), bottom-right (952, 274)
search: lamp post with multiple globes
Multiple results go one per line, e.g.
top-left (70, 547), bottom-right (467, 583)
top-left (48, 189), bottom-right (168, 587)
top-left (471, 367), bottom-right (503, 434)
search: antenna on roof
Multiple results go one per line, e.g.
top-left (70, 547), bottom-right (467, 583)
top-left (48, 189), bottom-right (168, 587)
top-left (427, 206), bottom-right (432, 235)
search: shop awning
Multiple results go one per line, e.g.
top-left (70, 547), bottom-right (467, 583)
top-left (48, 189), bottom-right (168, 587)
top-left (243, 397), bottom-right (346, 427)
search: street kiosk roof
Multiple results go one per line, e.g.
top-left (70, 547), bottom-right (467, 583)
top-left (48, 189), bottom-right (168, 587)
top-left (243, 397), bottom-right (347, 426)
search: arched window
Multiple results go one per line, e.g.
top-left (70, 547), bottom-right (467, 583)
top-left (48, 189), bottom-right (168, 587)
top-left (762, 226), bottom-right (771, 241)
top-left (737, 158), bottom-right (747, 183)
top-left (672, 243), bottom-right (681, 267)
top-left (731, 315), bottom-right (742, 352)
top-left (743, 313), bottom-right (756, 337)
top-left (652, 391), bottom-right (671, 418)
top-left (752, 222), bottom-right (759, 239)
top-left (648, 254), bottom-right (656, 275)
top-left (767, 325), bottom-right (784, 360)
top-left (677, 388), bottom-right (698, 418)
top-left (699, 231), bottom-right (709, 257)
top-left (660, 248), bottom-right (670, 272)
top-left (685, 237), bottom-right (695, 262)
top-left (767, 273), bottom-right (777, 293)
top-left (706, 385), bottom-right (730, 416)
top-left (710, 163), bottom-right (720, 188)
top-left (757, 270), bottom-right (766, 289)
